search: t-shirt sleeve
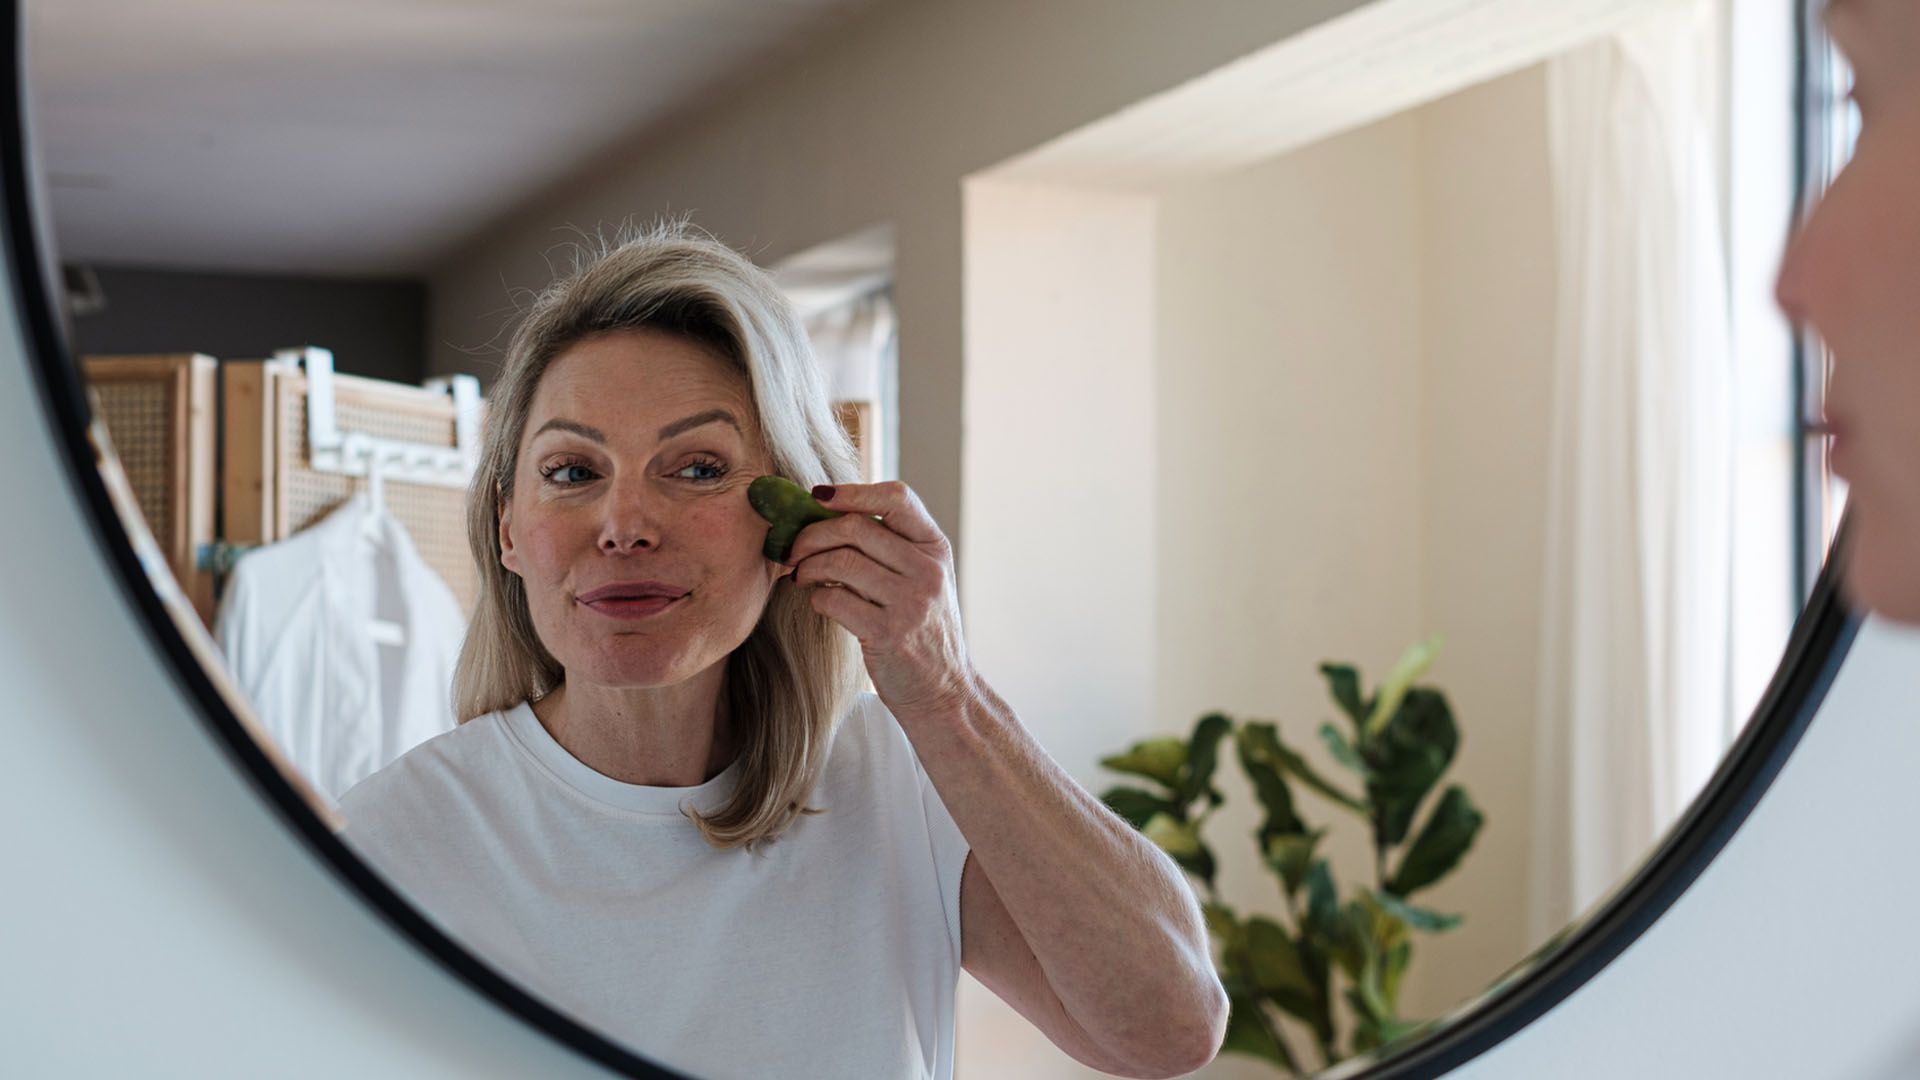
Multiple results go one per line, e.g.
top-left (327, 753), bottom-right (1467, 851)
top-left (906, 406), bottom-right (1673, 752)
top-left (892, 700), bottom-right (972, 971)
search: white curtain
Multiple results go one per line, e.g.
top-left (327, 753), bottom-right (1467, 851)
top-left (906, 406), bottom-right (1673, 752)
top-left (1530, 0), bottom-right (1733, 943)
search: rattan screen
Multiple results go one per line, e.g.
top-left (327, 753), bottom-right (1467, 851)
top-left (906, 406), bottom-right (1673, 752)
top-left (80, 355), bottom-right (218, 625)
top-left (222, 358), bottom-right (483, 618)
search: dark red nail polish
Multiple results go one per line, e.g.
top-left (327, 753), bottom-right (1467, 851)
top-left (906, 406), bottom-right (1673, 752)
top-left (812, 485), bottom-right (836, 502)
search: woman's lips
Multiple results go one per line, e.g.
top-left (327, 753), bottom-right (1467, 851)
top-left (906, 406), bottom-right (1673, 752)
top-left (580, 594), bottom-right (686, 620)
top-left (1813, 416), bottom-right (1852, 480)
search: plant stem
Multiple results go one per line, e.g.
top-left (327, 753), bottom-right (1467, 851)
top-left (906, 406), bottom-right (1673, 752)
top-left (1316, 1030), bottom-right (1338, 1070)
top-left (1260, 1001), bottom-right (1305, 1076)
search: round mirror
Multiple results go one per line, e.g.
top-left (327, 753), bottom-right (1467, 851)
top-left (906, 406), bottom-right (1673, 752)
top-left (8, 1), bottom-right (1866, 1076)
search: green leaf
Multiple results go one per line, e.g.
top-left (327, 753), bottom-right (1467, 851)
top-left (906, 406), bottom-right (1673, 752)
top-left (1319, 662), bottom-right (1367, 729)
top-left (1340, 894), bottom-right (1412, 1034)
top-left (1201, 901), bottom-right (1239, 946)
top-left (1365, 688), bottom-right (1460, 846)
top-left (1382, 939), bottom-right (1413, 1005)
top-left (1176, 843), bottom-right (1218, 891)
top-left (1179, 712), bottom-right (1233, 807)
top-left (1098, 786), bottom-right (1179, 831)
top-left (1220, 994), bottom-right (1296, 1070)
top-left (1245, 723), bottom-right (1367, 814)
top-left (1304, 860), bottom-right (1342, 945)
top-left (1145, 812), bottom-right (1218, 890)
top-left (1245, 917), bottom-right (1316, 1002)
top-left (1389, 786), bottom-right (1485, 897)
top-left (1364, 635), bottom-right (1443, 741)
top-left (1370, 889), bottom-right (1463, 933)
top-left (1264, 831), bottom-right (1325, 897)
top-left (1099, 736), bottom-right (1188, 791)
top-left (1142, 812), bottom-right (1200, 857)
top-left (1233, 723), bottom-right (1307, 842)
top-left (1318, 722), bottom-right (1370, 777)
top-left (1351, 1007), bottom-right (1424, 1056)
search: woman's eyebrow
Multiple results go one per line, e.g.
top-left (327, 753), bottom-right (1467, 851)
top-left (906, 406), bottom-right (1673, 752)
top-left (529, 410), bottom-right (742, 446)
top-left (531, 417), bottom-right (605, 443)
top-left (656, 409), bottom-right (743, 441)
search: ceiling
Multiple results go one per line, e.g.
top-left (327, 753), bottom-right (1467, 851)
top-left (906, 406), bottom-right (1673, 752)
top-left (24, 0), bottom-right (883, 278)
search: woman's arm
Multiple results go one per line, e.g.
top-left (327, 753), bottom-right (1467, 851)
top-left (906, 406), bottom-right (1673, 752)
top-left (775, 480), bottom-right (1226, 1071)
top-left (903, 672), bottom-right (1228, 1077)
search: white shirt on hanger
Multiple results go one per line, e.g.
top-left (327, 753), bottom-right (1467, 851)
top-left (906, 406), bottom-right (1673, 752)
top-left (214, 492), bottom-right (468, 801)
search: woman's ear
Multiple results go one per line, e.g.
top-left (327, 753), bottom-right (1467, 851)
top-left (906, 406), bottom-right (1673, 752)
top-left (498, 495), bottom-right (521, 576)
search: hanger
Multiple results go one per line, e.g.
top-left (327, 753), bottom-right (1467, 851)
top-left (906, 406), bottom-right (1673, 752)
top-left (363, 447), bottom-right (388, 543)
top-left (361, 449), bottom-right (407, 648)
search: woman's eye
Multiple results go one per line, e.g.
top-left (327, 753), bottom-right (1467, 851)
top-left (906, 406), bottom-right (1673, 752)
top-left (678, 458), bottom-right (730, 483)
top-left (539, 461), bottom-right (597, 486)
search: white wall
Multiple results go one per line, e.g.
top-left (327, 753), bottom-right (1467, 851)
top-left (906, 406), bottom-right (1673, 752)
top-left (959, 179), bottom-right (1157, 1078)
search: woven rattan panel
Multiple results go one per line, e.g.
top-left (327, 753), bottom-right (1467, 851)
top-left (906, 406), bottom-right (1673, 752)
top-left (277, 383), bottom-right (480, 616)
top-left (92, 379), bottom-right (176, 546)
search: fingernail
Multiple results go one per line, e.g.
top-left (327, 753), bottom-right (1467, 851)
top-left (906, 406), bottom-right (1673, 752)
top-left (812, 485), bottom-right (836, 502)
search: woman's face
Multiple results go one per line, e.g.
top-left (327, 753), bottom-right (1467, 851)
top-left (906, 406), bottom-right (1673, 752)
top-left (499, 328), bottom-right (794, 690)
top-left (1776, 0), bottom-right (1920, 621)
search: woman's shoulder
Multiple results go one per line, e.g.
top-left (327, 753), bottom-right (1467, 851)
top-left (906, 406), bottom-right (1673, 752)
top-left (338, 708), bottom-right (517, 823)
top-left (838, 690), bottom-right (925, 774)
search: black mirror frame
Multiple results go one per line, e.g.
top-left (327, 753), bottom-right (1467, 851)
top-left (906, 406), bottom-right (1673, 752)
top-left (1, 2), bottom-right (1859, 1076)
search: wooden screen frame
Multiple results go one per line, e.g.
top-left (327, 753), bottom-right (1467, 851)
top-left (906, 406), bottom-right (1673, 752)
top-left (79, 353), bottom-right (218, 625)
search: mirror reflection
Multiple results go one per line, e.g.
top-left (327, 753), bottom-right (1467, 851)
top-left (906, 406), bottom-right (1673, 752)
top-left (29, 0), bottom-right (1849, 1076)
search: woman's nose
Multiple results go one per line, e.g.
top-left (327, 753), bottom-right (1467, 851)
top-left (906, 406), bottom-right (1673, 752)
top-left (598, 478), bottom-right (661, 552)
top-left (1776, 210), bottom-right (1829, 330)
top-left (1775, 241), bottom-right (1809, 327)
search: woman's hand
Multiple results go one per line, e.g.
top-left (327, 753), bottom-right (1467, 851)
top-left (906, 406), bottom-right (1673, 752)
top-left (782, 481), bottom-right (977, 720)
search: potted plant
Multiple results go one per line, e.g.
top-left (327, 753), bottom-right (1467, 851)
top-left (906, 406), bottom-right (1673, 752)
top-left (1098, 637), bottom-right (1485, 1073)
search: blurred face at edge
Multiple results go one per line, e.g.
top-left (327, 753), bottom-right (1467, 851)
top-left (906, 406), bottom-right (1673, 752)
top-left (1775, 0), bottom-right (1920, 622)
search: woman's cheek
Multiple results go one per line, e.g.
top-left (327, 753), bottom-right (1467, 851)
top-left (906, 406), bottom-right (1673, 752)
top-left (517, 515), bottom-right (585, 583)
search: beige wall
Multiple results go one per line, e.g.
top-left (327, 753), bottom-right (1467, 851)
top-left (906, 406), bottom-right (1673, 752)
top-left (953, 60), bottom-right (1558, 1073)
top-left (1152, 61), bottom-right (1558, 1047)
top-left (1404, 62), bottom-right (1557, 1019)
top-left (424, 0), bottom-right (1378, 575)
top-left (1153, 110), bottom-right (1432, 1064)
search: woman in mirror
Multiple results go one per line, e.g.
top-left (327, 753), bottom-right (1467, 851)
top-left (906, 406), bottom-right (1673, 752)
top-left (1776, 0), bottom-right (1920, 625)
top-left (337, 221), bottom-right (1226, 1079)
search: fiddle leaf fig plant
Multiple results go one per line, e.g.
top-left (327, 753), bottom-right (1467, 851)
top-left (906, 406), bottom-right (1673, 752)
top-left (1098, 637), bottom-right (1485, 1074)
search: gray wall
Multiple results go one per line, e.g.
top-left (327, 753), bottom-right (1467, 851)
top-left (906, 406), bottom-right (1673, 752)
top-left (67, 265), bottom-right (427, 383)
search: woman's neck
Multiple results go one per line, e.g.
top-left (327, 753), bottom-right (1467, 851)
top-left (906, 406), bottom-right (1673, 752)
top-left (530, 669), bottom-right (736, 787)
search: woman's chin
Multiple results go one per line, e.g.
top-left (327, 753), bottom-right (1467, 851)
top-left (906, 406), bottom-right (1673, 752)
top-left (568, 650), bottom-right (700, 689)
top-left (1842, 510), bottom-right (1920, 626)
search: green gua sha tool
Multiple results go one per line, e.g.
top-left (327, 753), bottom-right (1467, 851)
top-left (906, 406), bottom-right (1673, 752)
top-left (748, 475), bottom-right (844, 563)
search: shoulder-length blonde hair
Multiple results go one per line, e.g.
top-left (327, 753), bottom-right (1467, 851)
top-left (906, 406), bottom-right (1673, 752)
top-left (453, 219), bottom-right (866, 853)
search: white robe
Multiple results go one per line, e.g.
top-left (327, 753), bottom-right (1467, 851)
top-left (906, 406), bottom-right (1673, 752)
top-left (214, 493), bottom-right (467, 800)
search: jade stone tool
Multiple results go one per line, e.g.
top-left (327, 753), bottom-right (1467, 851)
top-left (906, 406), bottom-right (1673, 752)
top-left (748, 475), bottom-right (845, 563)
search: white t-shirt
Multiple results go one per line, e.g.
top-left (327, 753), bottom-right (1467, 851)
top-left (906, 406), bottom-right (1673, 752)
top-left (337, 690), bottom-right (972, 1080)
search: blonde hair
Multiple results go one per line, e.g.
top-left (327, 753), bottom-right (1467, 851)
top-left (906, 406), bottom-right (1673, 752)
top-left (453, 219), bottom-right (866, 853)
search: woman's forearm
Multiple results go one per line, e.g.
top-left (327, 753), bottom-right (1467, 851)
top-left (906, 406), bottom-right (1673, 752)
top-left (898, 674), bottom-right (1228, 1071)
